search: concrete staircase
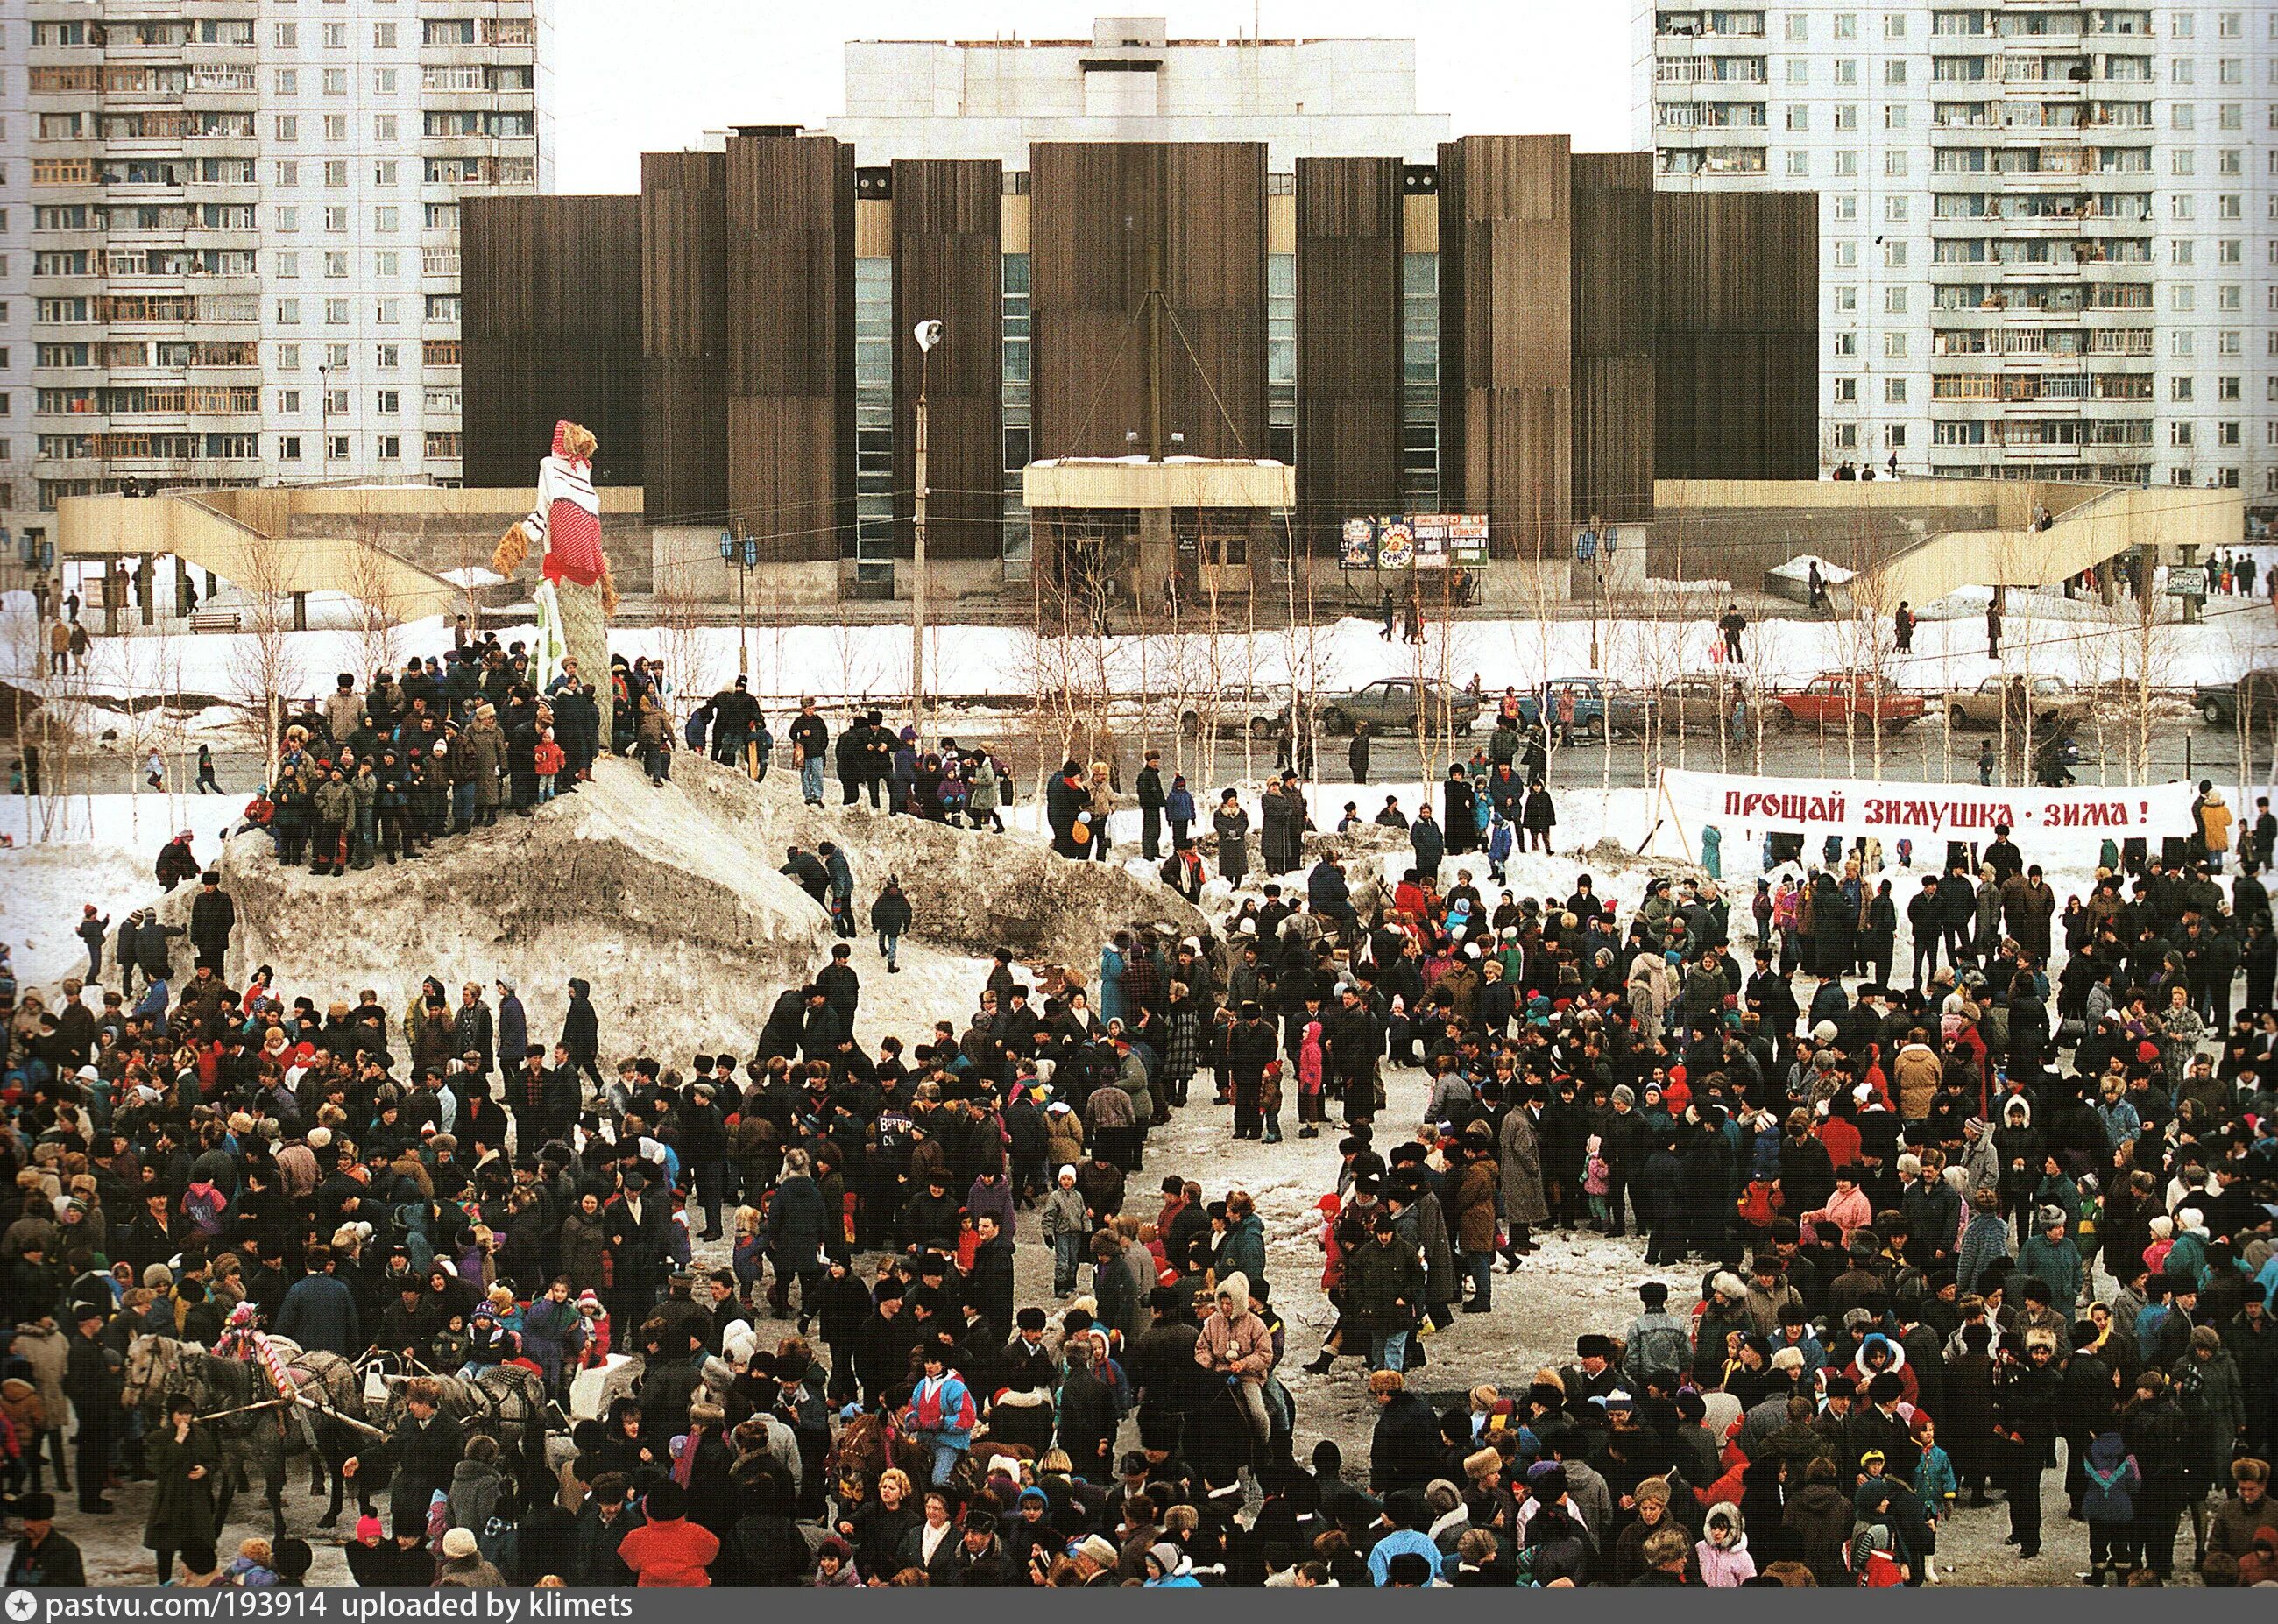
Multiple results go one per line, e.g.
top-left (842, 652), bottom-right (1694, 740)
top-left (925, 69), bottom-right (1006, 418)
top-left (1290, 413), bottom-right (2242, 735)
top-left (1851, 483), bottom-right (2245, 612)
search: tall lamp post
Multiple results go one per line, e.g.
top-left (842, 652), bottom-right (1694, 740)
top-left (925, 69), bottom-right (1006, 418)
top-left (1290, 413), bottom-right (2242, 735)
top-left (718, 530), bottom-right (758, 676)
top-left (910, 318), bottom-right (943, 738)
top-left (317, 361), bottom-right (334, 477)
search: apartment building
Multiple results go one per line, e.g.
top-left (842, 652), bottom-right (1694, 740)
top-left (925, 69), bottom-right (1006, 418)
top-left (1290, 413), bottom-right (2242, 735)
top-left (22, 0), bottom-right (553, 544)
top-left (3, 5), bottom-right (32, 562)
top-left (1633, 2), bottom-right (2275, 498)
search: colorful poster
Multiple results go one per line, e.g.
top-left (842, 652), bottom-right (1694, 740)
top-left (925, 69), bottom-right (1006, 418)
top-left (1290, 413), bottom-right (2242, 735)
top-left (1374, 519), bottom-right (1415, 571)
top-left (1340, 517), bottom-right (1376, 569)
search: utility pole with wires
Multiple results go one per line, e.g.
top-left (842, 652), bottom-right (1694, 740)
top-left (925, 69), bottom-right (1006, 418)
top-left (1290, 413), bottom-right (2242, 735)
top-left (911, 320), bottom-right (943, 738)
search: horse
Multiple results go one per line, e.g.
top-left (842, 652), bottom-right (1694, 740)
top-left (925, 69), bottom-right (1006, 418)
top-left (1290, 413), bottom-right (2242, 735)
top-left (823, 1407), bottom-right (928, 1508)
top-left (371, 1362), bottom-right (551, 1504)
top-left (123, 1333), bottom-right (371, 1536)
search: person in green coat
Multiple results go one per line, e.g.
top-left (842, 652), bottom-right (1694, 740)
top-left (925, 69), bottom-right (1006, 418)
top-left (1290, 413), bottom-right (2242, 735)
top-left (143, 1395), bottom-right (221, 1584)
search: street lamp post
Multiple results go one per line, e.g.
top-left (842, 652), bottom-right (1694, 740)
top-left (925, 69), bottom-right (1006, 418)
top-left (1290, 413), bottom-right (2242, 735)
top-left (318, 362), bottom-right (333, 478)
top-left (718, 531), bottom-right (759, 676)
top-left (911, 319), bottom-right (943, 738)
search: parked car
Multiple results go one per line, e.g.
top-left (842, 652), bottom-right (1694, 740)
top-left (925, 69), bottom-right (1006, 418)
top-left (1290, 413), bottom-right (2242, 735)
top-left (1177, 684), bottom-right (1287, 741)
top-left (1944, 674), bottom-right (2087, 731)
top-left (1510, 677), bottom-right (1616, 738)
top-left (2194, 667), bottom-right (2278, 729)
top-left (1773, 672), bottom-right (1927, 732)
top-left (1620, 674), bottom-right (1754, 738)
top-left (1318, 678), bottom-right (1480, 737)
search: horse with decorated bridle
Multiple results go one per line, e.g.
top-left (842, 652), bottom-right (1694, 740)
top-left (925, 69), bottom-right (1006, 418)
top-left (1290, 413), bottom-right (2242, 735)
top-left (123, 1330), bottom-right (375, 1536)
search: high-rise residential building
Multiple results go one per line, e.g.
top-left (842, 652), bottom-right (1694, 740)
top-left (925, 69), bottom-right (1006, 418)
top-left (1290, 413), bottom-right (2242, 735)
top-left (21, 0), bottom-right (553, 543)
top-left (1633, 2), bottom-right (2274, 496)
top-left (2, 4), bottom-right (32, 562)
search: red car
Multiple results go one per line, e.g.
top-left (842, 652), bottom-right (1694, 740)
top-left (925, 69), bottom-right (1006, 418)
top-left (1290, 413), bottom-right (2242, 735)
top-left (1774, 672), bottom-right (1926, 732)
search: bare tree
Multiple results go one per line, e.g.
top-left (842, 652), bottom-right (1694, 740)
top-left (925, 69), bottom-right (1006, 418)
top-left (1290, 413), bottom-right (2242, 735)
top-left (343, 540), bottom-right (410, 691)
top-left (221, 539), bottom-right (305, 790)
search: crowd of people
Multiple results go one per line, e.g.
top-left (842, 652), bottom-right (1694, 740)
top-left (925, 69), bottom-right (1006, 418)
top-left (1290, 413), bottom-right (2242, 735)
top-left (4, 647), bottom-right (2277, 1590)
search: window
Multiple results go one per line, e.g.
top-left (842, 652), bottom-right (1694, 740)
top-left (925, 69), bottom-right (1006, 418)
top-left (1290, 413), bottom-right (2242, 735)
top-left (277, 161), bottom-right (299, 187)
top-left (279, 435), bottom-right (301, 462)
top-left (1884, 239), bottom-right (1908, 267)
top-left (323, 68), bottom-right (348, 96)
top-left (2173, 11), bottom-right (2195, 35)
top-left (1885, 286), bottom-right (1909, 314)
top-left (1835, 285), bottom-right (1858, 312)
top-left (1885, 60), bottom-right (1907, 84)
top-left (325, 161), bottom-right (349, 187)
top-left (374, 22), bottom-right (398, 49)
top-left (323, 22), bottom-right (348, 49)
top-left (375, 117), bottom-right (398, 144)
top-left (2220, 149), bottom-right (2241, 174)
top-left (275, 115), bottom-right (300, 142)
top-left (1833, 194), bottom-right (1858, 221)
top-left (1834, 332), bottom-right (1857, 357)
top-left (1835, 150), bottom-right (1860, 176)
top-left (279, 344), bottom-right (300, 371)
top-left (326, 344), bottom-right (350, 371)
top-left (377, 435), bottom-right (400, 462)
top-left (376, 390), bottom-right (400, 415)
top-left (1885, 425), bottom-right (1906, 450)
top-left (1785, 14), bottom-right (1807, 40)
top-left (375, 206), bottom-right (399, 234)
top-left (1836, 14), bottom-right (1857, 40)
top-left (2218, 330), bottom-right (2240, 355)
top-left (1834, 377), bottom-right (1859, 403)
top-left (2218, 284), bottom-right (2242, 310)
top-left (325, 206), bottom-right (350, 233)
top-left (2173, 104), bottom-right (2195, 130)
top-left (1834, 423), bottom-right (1858, 449)
top-left (2173, 58), bottom-right (2196, 84)
top-left (1885, 332), bottom-right (1909, 358)
top-left (374, 69), bottom-right (398, 96)
top-left (2218, 422), bottom-right (2240, 446)
top-left (1786, 104), bottom-right (1810, 130)
top-left (2173, 240), bottom-right (2196, 265)
top-left (1885, 12), bottom-right (1907, 39)
top-left (2219, 376), bottom-right (2240, 399)
top-left (1787, 58), bottom-right (1810, 84)
top-left (374, 160), bottom-right (399, 187)
top-left (1886, 196), bottom-right (1910, 222)
top-left (2175, 150), bottom-right (2197, 176)
top-left (1836, 59), bottom-right (1859, 84)
top-left (275, 69), bottom-right (299, 95)
top-left (1833, 240), bottom-right (1859, 267)
top-left (323, 251), bottom-right (349, 279)
top-left (328, 434), bottom-right (349, 462)
top-left (274, 23), bottom-right (298, 47)
top-left (1786, 151), bottom-right (1811, 176)
top-left (374, 251), bottom-right (400, 277)
top-left (274, 251), bottom-right (300, 279)
top-left (1885, 378), bottom-right (1907, 405)
top-left (275, 298), bottom-right (301, 325)
top-left (375, 300), bottom-right (399, 325)
top-left (375, 344), bottom-right (400, 370)
top-left (325, 298), bottom-right (350, 325)
top-left (278, 388), bottom-right (301, 413)
top-left (1884, 104), bottom-right (1908, 130)
top-left (2172, 377), bottom-right (2196, 401)
top-left (324, 388), bottom-right (350, 417)
top-left (323, 116), bottom-right (349, 142)
top-left (1835, 103), bottom-right (1860, 130)
top-left (2219, 58), bottom-right (2242, 83)
top-left (2171, 331), bottom-right (2196, 357)
top-left (2171, 422), bottom-right (2195, 447)
top-left (2173, 195), bottom-right (2196, 221)
top-left (1885, 150), bottom-right (1909, 177)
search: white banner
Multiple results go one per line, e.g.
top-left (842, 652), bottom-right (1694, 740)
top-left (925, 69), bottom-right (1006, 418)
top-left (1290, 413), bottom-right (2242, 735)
top-left (1657, 767), bottom-right (2201, 857)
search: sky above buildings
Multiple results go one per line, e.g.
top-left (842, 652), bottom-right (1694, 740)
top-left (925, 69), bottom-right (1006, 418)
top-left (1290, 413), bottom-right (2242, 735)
top-left (552, 1), bottom-right (1633, 192)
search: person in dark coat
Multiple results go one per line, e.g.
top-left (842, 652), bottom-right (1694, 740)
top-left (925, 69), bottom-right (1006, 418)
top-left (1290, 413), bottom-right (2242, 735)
top-left (274, 1244), bottom-right (361, 1356)
top-left (141, 1396), bottom-right (220, 1582)
top-left (1367, 1371), bottom-right (1440, 1498)
top-left (6, 1494), bottom-right (88, 1587)
top-left (351, 1380), bottom-right (467, 1533)
top-left (1442, 768), bottom-right (1476, 857)
top-left (560, 977), bottom-right (600, 1092)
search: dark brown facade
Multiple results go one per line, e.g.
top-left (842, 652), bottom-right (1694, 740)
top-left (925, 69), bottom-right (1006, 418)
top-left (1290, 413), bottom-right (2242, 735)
top-left (640, 151), bottom-right (728, 527)
top-left (1653, 192), bottom-right (1820, 483)
top-left (891, 159), bottom-right (1002, 561)
top-left (459, 194), bottom-right (644, 490)
top-left (725, 133), bottom-right (856, 561)
top-left (1294, 156), bottom-right (1404, 558)
top-left (1438, 134), bottom-right (1574, 562)
top-left (1570, 153), bottom-right (1658, 528)
top-left (1031, 141), bottom-right (1267, 462)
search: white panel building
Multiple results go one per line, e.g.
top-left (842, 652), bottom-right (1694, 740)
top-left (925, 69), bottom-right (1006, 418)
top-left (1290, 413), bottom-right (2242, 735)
top-left (3, 4), bottom-right (34, 561)
top-left (1632, 2), bottom-right (2274, 498)
top-left (19, 0), bottom-right (553, 554)
top-left (819, 15), bottom-right (1449, 167)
